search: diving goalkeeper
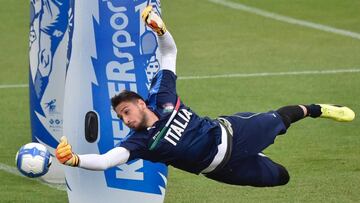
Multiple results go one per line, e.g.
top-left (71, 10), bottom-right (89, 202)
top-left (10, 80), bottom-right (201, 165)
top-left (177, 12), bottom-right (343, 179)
top-left (56, 6), bottom-right (355, 187)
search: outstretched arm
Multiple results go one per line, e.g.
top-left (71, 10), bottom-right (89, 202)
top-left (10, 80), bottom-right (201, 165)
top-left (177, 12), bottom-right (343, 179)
top-left (142, 6), bottom-right (177, 74)
top-left (78, 147), bottom-right (130, 171)
top-left (56, 136), bottom-right (130, 171)
top-left (158, 32), bottom-right (177, 74)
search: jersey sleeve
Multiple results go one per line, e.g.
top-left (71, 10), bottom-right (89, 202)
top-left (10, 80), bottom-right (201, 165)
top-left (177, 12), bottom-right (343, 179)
top-left (118, 131), bottom-right (148, 161)
top-left (147, 70), bottom-right (178, 111)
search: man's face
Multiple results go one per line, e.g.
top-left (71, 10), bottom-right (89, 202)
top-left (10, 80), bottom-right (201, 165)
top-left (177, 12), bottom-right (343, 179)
top-left (115, 100), bottom-right (148, 131)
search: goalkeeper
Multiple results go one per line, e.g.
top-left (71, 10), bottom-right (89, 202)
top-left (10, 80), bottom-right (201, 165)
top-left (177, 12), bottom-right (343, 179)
top-left (56, 6), bottom-right (355, 187)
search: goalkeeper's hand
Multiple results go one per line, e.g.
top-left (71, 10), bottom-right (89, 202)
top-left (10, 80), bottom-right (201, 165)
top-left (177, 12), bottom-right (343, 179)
top-left (56, 136), bottom-right (79, 167)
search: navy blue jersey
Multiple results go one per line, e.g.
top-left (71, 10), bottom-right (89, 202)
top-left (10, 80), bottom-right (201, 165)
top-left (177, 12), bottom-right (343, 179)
top-left (119, 70), bottom-right (222, 174)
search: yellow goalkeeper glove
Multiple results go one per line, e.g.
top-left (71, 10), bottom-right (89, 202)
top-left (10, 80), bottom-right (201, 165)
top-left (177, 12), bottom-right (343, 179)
top-left (56, 136), bottom-right (79, 167)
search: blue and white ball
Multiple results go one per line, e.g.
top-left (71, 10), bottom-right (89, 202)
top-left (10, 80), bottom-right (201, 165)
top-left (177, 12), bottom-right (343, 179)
top-left (15, 143), bottom-right (52, 178)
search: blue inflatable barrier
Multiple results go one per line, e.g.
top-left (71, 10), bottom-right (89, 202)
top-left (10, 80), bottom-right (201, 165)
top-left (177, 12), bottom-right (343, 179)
top-left (29, 0), bottom-right (74, 183)
top-left (62, 0), bottom-right (167, 202)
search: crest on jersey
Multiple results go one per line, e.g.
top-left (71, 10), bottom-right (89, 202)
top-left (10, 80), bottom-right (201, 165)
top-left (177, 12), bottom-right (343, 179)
top-left (162, 103), bottom-right (175, 113)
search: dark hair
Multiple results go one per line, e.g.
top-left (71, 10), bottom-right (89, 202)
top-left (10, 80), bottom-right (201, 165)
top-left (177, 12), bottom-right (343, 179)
top-left (111, 90), bottom-right (145, 110)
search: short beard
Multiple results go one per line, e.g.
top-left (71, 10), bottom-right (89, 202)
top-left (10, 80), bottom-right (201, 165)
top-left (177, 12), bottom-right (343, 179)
top-left (133, 110), bottom-right (148, 131)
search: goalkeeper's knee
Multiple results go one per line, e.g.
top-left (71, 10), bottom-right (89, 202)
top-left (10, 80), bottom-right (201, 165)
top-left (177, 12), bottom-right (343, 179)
top-left (276, 163), bottom-right (290, 186)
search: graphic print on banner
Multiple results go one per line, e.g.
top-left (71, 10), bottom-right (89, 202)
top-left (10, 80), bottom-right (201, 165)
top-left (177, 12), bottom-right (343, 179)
top-left (92, 0), bottom-right (167, 195)
top-left (29, 0), bottom-right (74, 151)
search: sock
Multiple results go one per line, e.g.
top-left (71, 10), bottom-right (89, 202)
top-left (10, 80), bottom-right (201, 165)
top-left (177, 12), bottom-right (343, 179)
top-left (276, 105), bottom-right (306, 129)
top-left (304, 104), bottom-right (322, 118)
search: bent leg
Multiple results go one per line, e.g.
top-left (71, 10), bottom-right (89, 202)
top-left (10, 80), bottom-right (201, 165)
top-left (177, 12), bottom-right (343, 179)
top-left (205, 154), bottom-right (290, 187)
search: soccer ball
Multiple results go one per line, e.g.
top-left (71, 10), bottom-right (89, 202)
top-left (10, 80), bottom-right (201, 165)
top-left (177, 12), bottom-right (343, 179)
top-left (15, 143), bottom-right (52, 178)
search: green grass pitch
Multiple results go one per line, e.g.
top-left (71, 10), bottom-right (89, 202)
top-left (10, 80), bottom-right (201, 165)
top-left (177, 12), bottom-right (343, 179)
top-left (1, 0), bottom-right (360, 202)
